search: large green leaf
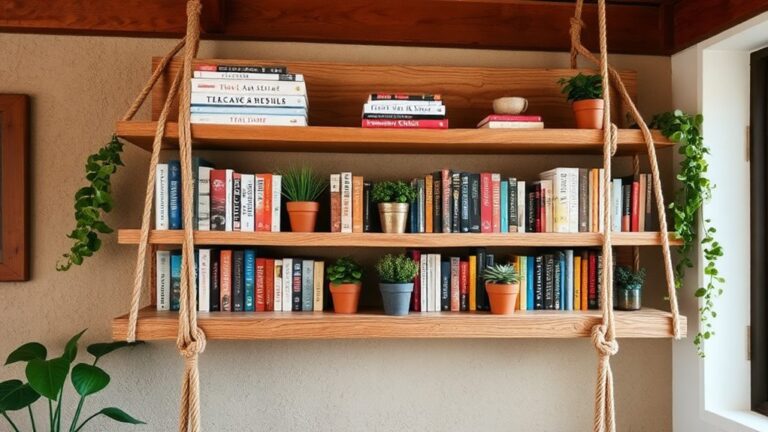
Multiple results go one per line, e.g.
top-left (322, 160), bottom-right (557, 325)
top-left (63, 329), bottom-right (87, 362)
top-left (25, 357), bottom-right (70, 400)
top-left (5, 342), bottom-right (47, 365)
top-left (98, 407), bottom-right (145, 425)
top-left (0, 382), bottom-right (40, 412)
top-left (71, 364), bottom-right (110, 397)
top-left (86, 341), bottom-right (141, 362)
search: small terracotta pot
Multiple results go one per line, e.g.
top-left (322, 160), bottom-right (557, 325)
top-left (572, 99), bottom-right (605, 129)
top-left (486, 282), bottom-right (520, 315)
top-left (286, 201), bottom-right (319, 232)
top-left (329, 282), bottom-right (362, 314)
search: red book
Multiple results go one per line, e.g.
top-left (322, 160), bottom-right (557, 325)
top-left (535, 184), bottom-right (543, 233)
top-left (459, 261), bottom-right (469, 311)
top-left (265, 259), bottom-right (274, 312)
top-left (441, 170), bottom-right (452, 233)
top-left (480, 172), bottom-right (492, 233)
top-left (370, 93), bottom-right (442, 101)
top-left (491, 173), bottom-right (501, 233)
top-left (450, 257), bottom-right (460, 312)
top-left (409, 250), bottom-right (421, 311)
top-left (588, 252), bottom-right (597, 310)
top-left (210, 170), bottom-right (227, 231)
top-left (262, 174), bottom-right (272, 233)
top-left (255, 258), bottom-right (266, 311)
top-left (219, 250), bottom-right (232, 311)
top-left (361, 119), bottom-right (449, 129)
top-left (255, 174), bottom-right (266, 232)
top-left (630, 180), bottom-right (640, 232)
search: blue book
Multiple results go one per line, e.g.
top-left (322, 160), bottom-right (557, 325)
top-left (168, 160), bottom-right (181, 229)
top-left (190, 105), bottom-right (308, 116)
top-left (244, 250), bottom-right (256, 311)
top-left (559, 253), bottom-right (566, 310)
top-left (500, 181), bottom-right (508, 233)
top-left (526, 256), bottom-right (534, 310)
top-left (170, 251), bottom-right (182, 311)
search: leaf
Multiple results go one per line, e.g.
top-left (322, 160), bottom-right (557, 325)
top-left (64, 329), bottom-right (87, 362)
top-left (5, 342), bottom-right (47, 365)
top-left (86, 341), bottom-right (141, 361)
top-left (26, 357), bottom-right (70, 400)
top-left (71, 364), bottom-right (110, 397)
top-left (695, 288), bottom-right (707, 297)
top-left (0, 382), bottom-right (40, 412)
top-left (97, 407), bottom-right (145, 425)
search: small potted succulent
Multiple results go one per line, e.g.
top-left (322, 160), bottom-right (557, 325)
top-left (280, 166), bottom-right (327, 232)
top-left (375, 254), bottom-right (419, 316)
top-left (327, 257), bottom-right (363, 314)
top-left (483, 263), bottom-right (520, 314)
top-left (614, 266), bottom-right (645, 311)
top-left (371, 181), bottom-right (417, 234)
top-left (557, 73), bottom-right (604, 129)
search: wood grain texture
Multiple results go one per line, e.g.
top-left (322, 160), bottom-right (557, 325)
top-left (152, 59), bottom-right (637, 129)
top-left (116, 122), bottom-right (672, 155)
top-left (117, 230), bottom-right (682, 247)
top-left (112, 306), bottom-right (687, 340)
top-left (673, 0), bottom-right (768, 52)
top-left (0, 95), bottom-right (29, 281)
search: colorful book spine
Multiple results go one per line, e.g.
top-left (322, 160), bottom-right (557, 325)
top-left (254, 174), bottom-right (265, 232)
top-left (220, 250), bottom-right (232, 311)
top-left (517, 256), bottom-right (527, 311)
top-left (460, 173), bottom-right (470, 233)
top-left (198, 249), bottom-right (211, 312)
top-left (191, 78), bottom-right (306, 95)
top-left (231, 250), bottom-right (244, 312)
top-left (500, 179), bottom-right (508, 233)
top-left (170, 251), bottom-right (181, 311)
top-left (232, 173), bottom-right (242, 231)
top-left (480, 173), bottom-right (492, 233)
top-left (262, 259), bottom-right (273, 311)
top-left (491, 173), bottom-right (501, 233)
top-left (194, 64), bottom-right (288, 74)
top-left (450, 257), bottom-right (460, 312)
top-left (168, 160), bottom-right (181, 229)
top-left (192, 70), bottom-right (303, 81)
top-left (578, 168), bottom-right (589, 232)
top-left (420, 254), bottom-right (428, 312)
top-left (441, 170), bottom-right (452, 233)
top-left (450, 173), bottom-right (460, 233)
top-left (192, 114), bottom-right (309, 126)
top-left (469, 173), bottom-right (481, 233)
top-left (155, 164), bottom-right (169, 230)
top-left (190, 93), bottom-right (308, 108)
top-left (425, 175), bottom-right (434, 233)
top-left (508, 178), bottom-right (518, 232)
top-left (361, 119), bottom-right (448, 129)
top-left (198, 166), bottom-right (213, 231)
top-left (302, 260), bottom-right (314, 311)
top-left (271, 174), bottom-right (282, 232)
top-left (244, 252), bottom-right (256, 311)
top-left (292, 260), bottom-right (302, 311)
top-left (362, 104), bottom-right (446, 115)
top-left (468, 255), bottom-right (477, 311)
top-left (353, 176), bottom-right (364, 233)
top-left (441, 260), bottom-right (451, 312)
top-left (363, 181), bottom-right (373, 232)
top-left (459, 260), bottom-right (469, 311)
top-left (273, 259), bottom-right (283, 312)
top-left (517, 180), bottom-right (526, 233)
top-left (526, 256), bottom-right (534, 310)
top-left (240, 174), bottom-right (255, 232)
top-left (282, 258), bottom-right (293, 312)
top-left (156, 250), bottom-right (170, 311)
top-left (341, 173), bottom-right (353, 233)
top-left (210, 250), bottom-right (221, 311)
top-left (262, 174), bottom-right (273, 232)
top-left (313, 261), bottom-right (324, 311)
top-left (573, 254), bottom-right (582, 311)
top-left (330, 174), bottom-right (341, 232)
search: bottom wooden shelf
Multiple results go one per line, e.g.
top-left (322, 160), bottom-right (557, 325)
top-left (112, 306), bottom-right (685, 340)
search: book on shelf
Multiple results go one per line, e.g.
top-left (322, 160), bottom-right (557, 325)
top-left (361, 93), bottom-right (448, 129)
top-left (194, 64), bottom-right (288, 74)
top-left (476, 115), bottom-right (544, 129)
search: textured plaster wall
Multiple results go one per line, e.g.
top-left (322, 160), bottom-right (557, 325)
top-left (0, 33), bottom-right (674, 431)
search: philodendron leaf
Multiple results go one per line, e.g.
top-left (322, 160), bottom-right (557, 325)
top-left (71, 364), bottom-right (110, 397)
top-left (64, 329), bottom-right (87, 362)
top-left (86, 341), bottom-right (142, 362)
top-left (0, 381), bottom-right (40, 412)
top-left (98, 407), bottom-right (145, 425)
top-left (26, 357), bottom-right (70, 400)
top-left (5, 342), bottom-right (47, 365)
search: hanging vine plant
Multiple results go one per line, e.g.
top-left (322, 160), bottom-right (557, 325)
top-left (650, 110), bottom-right (724, 357)
top-left (57, 135), bottom-right (124, 271)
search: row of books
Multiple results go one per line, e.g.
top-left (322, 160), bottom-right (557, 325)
top-left (154, 158), bottom-right (282, 232)
top-left (189, 63), bottom-right (308, 126)
top-left (156, 249), bottom-right (324, 312)
top-left (361, 93), bottom-right (448, 129)
top-left (407, 248), bottom-right (604, 312)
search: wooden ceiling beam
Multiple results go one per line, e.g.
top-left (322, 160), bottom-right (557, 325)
top-left (672, 0), bottom-right (768, 52)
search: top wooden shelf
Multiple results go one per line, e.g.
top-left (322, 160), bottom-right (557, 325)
top-left (116, 122), bottom-right (673, 155)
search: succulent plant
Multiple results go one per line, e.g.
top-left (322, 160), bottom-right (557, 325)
top-left (483, 263), bottom-right (520, 284)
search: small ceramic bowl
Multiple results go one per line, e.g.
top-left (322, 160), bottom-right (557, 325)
top-left (493, 97), bottom-right (528, 115)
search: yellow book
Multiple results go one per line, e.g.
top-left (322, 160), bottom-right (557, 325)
top-left (580, 253), bottom-right (589, 309)
top-left (469, 255), bottom-right (477, 311)
top-left (313, 261), bottom-right (325, 311)
top-left (573, 256), bottom-right (581, 311)
top-left (425, 175), bottom-right (433, 233)
top-left (352, 176), bottom-right (364, 233)
top-left (517, 256), bottom-right (527, 311)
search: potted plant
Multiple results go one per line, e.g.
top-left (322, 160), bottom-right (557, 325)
top-left (614, 266), bottom-right (645, 311)
top-left (371, 181), bottom-right (417, 234)
top-left (375, 254), bottom-right (419, 316)
top-left (557, 73), bottom-right (604, 129)
top-left (327, 257), bottom-right (363, 314)
top-left (483, 263), bottom-right (520, 314)
top-left (279, 166), bottom-right (327, 232)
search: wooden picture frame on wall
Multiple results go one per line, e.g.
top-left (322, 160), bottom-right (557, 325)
top-left (0, 95), bottom-right (29, 281)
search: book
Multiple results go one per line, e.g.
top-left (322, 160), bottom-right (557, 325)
top-left (526, 184), bottom-right (536, 232)
top-left (544, 254), bottom-right (554, 310)
top-left (580, 251), bottom-right (589, 309)
top-left (232, 173), bottom-right (242, 231)
top-left (451, 173), bottom-right (461, 233)
top-left (420, 254), bottom-right (428, 312)
top-left (441, 170), bottom-right (452, 233)
top-left (190, 93), bottom-right (307, 108)
top-left (198, 165), bottom-right (214, 231)
top-left (491, 173), bottom-right (501, 233)
top-left (534, 255), bottom-right (544, 310)
top-left (362, 113), bottom-right (446, 120)
top-left (460, 173), bottom-right (470, 233)
top-left (361, 119), bottom-right (448, 129)
top-left (262, 174), bottom-right (273, 232)
top-left (236, 174), bottom-right (252, 232)
top-left (156, 250), bottom-right (170, 311)
top-left (598, 169), bottom-right (605, 232)
top-left (622, 177), bottom-right (632, 232)
top-left (253, 174), bottom-right (265, 231)
top-left (198, 249), bottom-right (211, 312)
top-left (517, 256), bottom-right (527, 311)
top-left (638, 174), bottom-right (647, 232)
top-left (475, 248), bottom-right (488, 311)
top-left (330, 174), bottom-right (341, 232)
top-left (478, 121), bottom-right (544, 129)
top-left (469, 173), bottom-right (481, 233)
top-left (631, 179), bottom-right (640, 232)
top-left (255, 255), bottom-right (268, 311)
top-left (209, 169), bottom-right (227, 231)
top-left (468, 255), bottom-right (477, 311)
top-left (480, 173), bottom-right (492, 233)
top-left (433, 254), bottom-right (442, 312)
top-left (244, 252), bottom-right (256, 311)
top-left (416, 178), bottom-right (425, 233)
top-left (483, 253), bottom-right (494, 310)
top-left (192, 71), bottom-right (303, 81)
top-left (155, 164), bottom-right (169, 230)
top-left (292, 260), bottom-right (302, 311)
top-left (363, 181), bottom-right (373, 232)
top-left (194, 64), bottom-right (288, 74)
top-left (369, 93), bottom-right (442, 101)
top-left (476, 115), bottom-right (543, 127)
top-left (508, 178), bottom-right (517, 232)
top-left (588, 252), bottom-right (597, 309)
top-left (210, 250), bottom-right (221, 311)
top-left (450, 257), bottom-right (460, 312)
top-left (168, 160), bottom-right (181, 229)
top-left (362, 103), bottom-right (446, 115)
top-left (302, 260), bottom-right (314, 311)
top-left (271, 174), bottom-right (282, 232)
top-left (313, 261), bottom-right (324, 311)
top-left (220, 250), bottom-right (232, 312)
top-left (578, 168), bottom-right (589, 232)
top-left (282, 258), bottom-right (293, 312)
top-left (190, 106), bottom-right (307, 116)
top-left (341, 173), bottom-right (353, 233)
top-left (274, 259), bottom-right (283, 312)
top-left (527, 256), bottom-right (535, 310)
top-left (192, 158), bottom-right (214, 230)
top-left (191, 78), bottom-right (306, 95)
top-left (500, 180), bottom-right (508, 233)
top-left (409, 250), bottom-right (421, 312)
top-left (441, 260), bottom-right (451, 311)
top-left (611, 179), bottom-right (623, 232)
top-left (353, 176), bottom-right (364, 233)
top-left (170, 251), bottom-right (181, 311)
top-left (409, 180), bottom-right (419, 233)
top-left (424, 175), bottom-right (434, 233)
top-left (517, 180), bottom-right (526, 233)
top-left (553, 252), bottom-right (562, 310)
top-left (232, 250), bottom-right (245, 312)
top-left (537, 179), bottom-right (553, 232)
top-left (459, 260), bottom-right (469, 311)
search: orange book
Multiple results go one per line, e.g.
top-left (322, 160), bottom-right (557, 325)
top-left (573, 255), bottom-right (582, 311)
top-left (330, 174), bottom-right (341, 232)
top-left (220, 250), bottom-right (232, 312)
top-left (262, 174), bottom-right (272, 232)
top-left (425, 175), bottom-right (434, 233)
top-left (352, 176), bottom-right (364, 233)
top-left (469, 255), bottom-right (477, 311)
top-left (254, 174), bottom-right (266, 231)
top-left (580, 251), bottom-right (588, 310)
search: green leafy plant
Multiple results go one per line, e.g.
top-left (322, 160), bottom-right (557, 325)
top-left (0, 330), bottom-right (144, 432)
top-left (483, 264), bottom-right (520, 284)
top-left (371, 181), bottom-right (417, 204)
top-left (375, 254), bottom-right (419, 283)
top-left (650, 109), bottom-right (723, 357)
top-left (57, 135), bottom-right (124, 271)
top-left (327, 257), bottom-right (363, 285)
top-left (557, 73), bottom-right (604, 102)
top-left (279, 166), bottom-right (327, 202)
top-left (614, 266), bottom-right (646, 288)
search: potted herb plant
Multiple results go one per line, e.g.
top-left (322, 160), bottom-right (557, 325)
top-left (614, 266), bottom-right (645, 311)
top-left (371, 181), bottom-right (417, 234)
top-left (375, 254), bottom-right (419, 316)
top-left (327, 257), bottom-right (363, 314)
top-left (280, 166), bottom-right (327, 232)
top-left (557, 73), bottom-right (604, 129)
top-left (483, 263), bottom-right (520, 314)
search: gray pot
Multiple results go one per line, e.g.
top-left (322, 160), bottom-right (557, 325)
top-left (379, 282), bottom-right (414, 316)
top-left (615, 283), bottom-right (642, 311)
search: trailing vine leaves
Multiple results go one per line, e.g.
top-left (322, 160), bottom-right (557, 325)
top-left (57, 135), bottom-right (124, 271)
top-left (650, 110), bottom-right (724, 357)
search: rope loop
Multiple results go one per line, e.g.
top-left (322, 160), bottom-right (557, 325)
top-left (178, 330), bottom-right (207, 359)
top-left (591, 324), bottom-right (619, 357)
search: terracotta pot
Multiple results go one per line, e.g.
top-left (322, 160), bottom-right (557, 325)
top-left (379, 282), bottom-right (414, 316)
top-left (485, 282), bottom-right (520, 315)
top-left (329, 282), bottom-right (362, 314)
top-left (286, 201), bottom-right (319, 232)
top-left (378, 202), bottom-right (409, 233)
top-left (572, 99), bottom-right (605, 129)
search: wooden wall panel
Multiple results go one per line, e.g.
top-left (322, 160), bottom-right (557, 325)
top-left (673, 0), bottom-right (768, 52)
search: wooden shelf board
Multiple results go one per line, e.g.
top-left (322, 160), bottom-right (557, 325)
top-left (112, 307), bottom-right (686, 340)
top-left (116, 122), bottom-right (673, 155)
top-left (117, 230), bottom-right (682, 247)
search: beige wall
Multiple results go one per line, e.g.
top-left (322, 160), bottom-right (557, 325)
top-left (0, 33), bottom-right (674, 431)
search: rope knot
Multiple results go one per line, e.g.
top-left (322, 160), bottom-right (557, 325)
top-left (569, 17), bottom-right (585, 36)
top-left (178, 328), bottom-right (207, 359)
top-left (591, 324), bottom-right (619, 357)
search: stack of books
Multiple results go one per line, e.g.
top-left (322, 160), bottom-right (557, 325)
top-left (476, 114), bottom-right (544, 129)
top-left (155, 158), bottom-right (282, 232)
top-left (156, 249), bottom-right (325, 313)
top-left (190, 62), bottom-right (308, 126)
top-left (361, 93), bottom-right (448, 129)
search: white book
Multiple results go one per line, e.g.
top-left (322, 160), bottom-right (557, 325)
top-left (192, 70), bottom-right (305, 81)
top-left (420, 255), bottom-right (428, 312)
top-left (432, 254), bottom-right (441, 312)
top-left (198, 249), bottom-right (211, 312)
top-left (282, 258), bottom-right (293, 312)
top-left (155, 164), bottom-right (169, 230)
top-left (539, 169), bottom-right (569, 233)
top-left (479, 121), bottom-right (544, 129)
top-left (191, 78), bottom-right (307, 96)
top-left (274, 260), bottom-right (283, 312)
top-left (190, 113), bottom-right (307, 126)
top-left (225, 169), bottom-right (233, 232)
top-left (255, 176), bottom-right (266, 231)
top-left (271, 175), bottom-right (282, 232)
top-left (198, 166), bottom-right (213, 231)
top-left (612, 179), bottom-right (623, 232)
top-left (598, 169), bottom-right (605, 232)
top-left (340, 172), bottom-right (353, 233)
top-left (156, 250), bottom-right (170, 311)
top-left (517, 180), bottom-right (526, 233)
top-left (587, 172), bottom-right (594, 231)
top-left (363, 103), bottom-right (446, 115)
top-left (567, 169), bottom-right (580, 233)
top-left (190, 93), bottom-right (307, 108)
top-left (565, 250), bottom-right (574, 311)
top-left (313, 261), bottom-right (325, 311)
top-left (240, 174), bottom-right (255, 232)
